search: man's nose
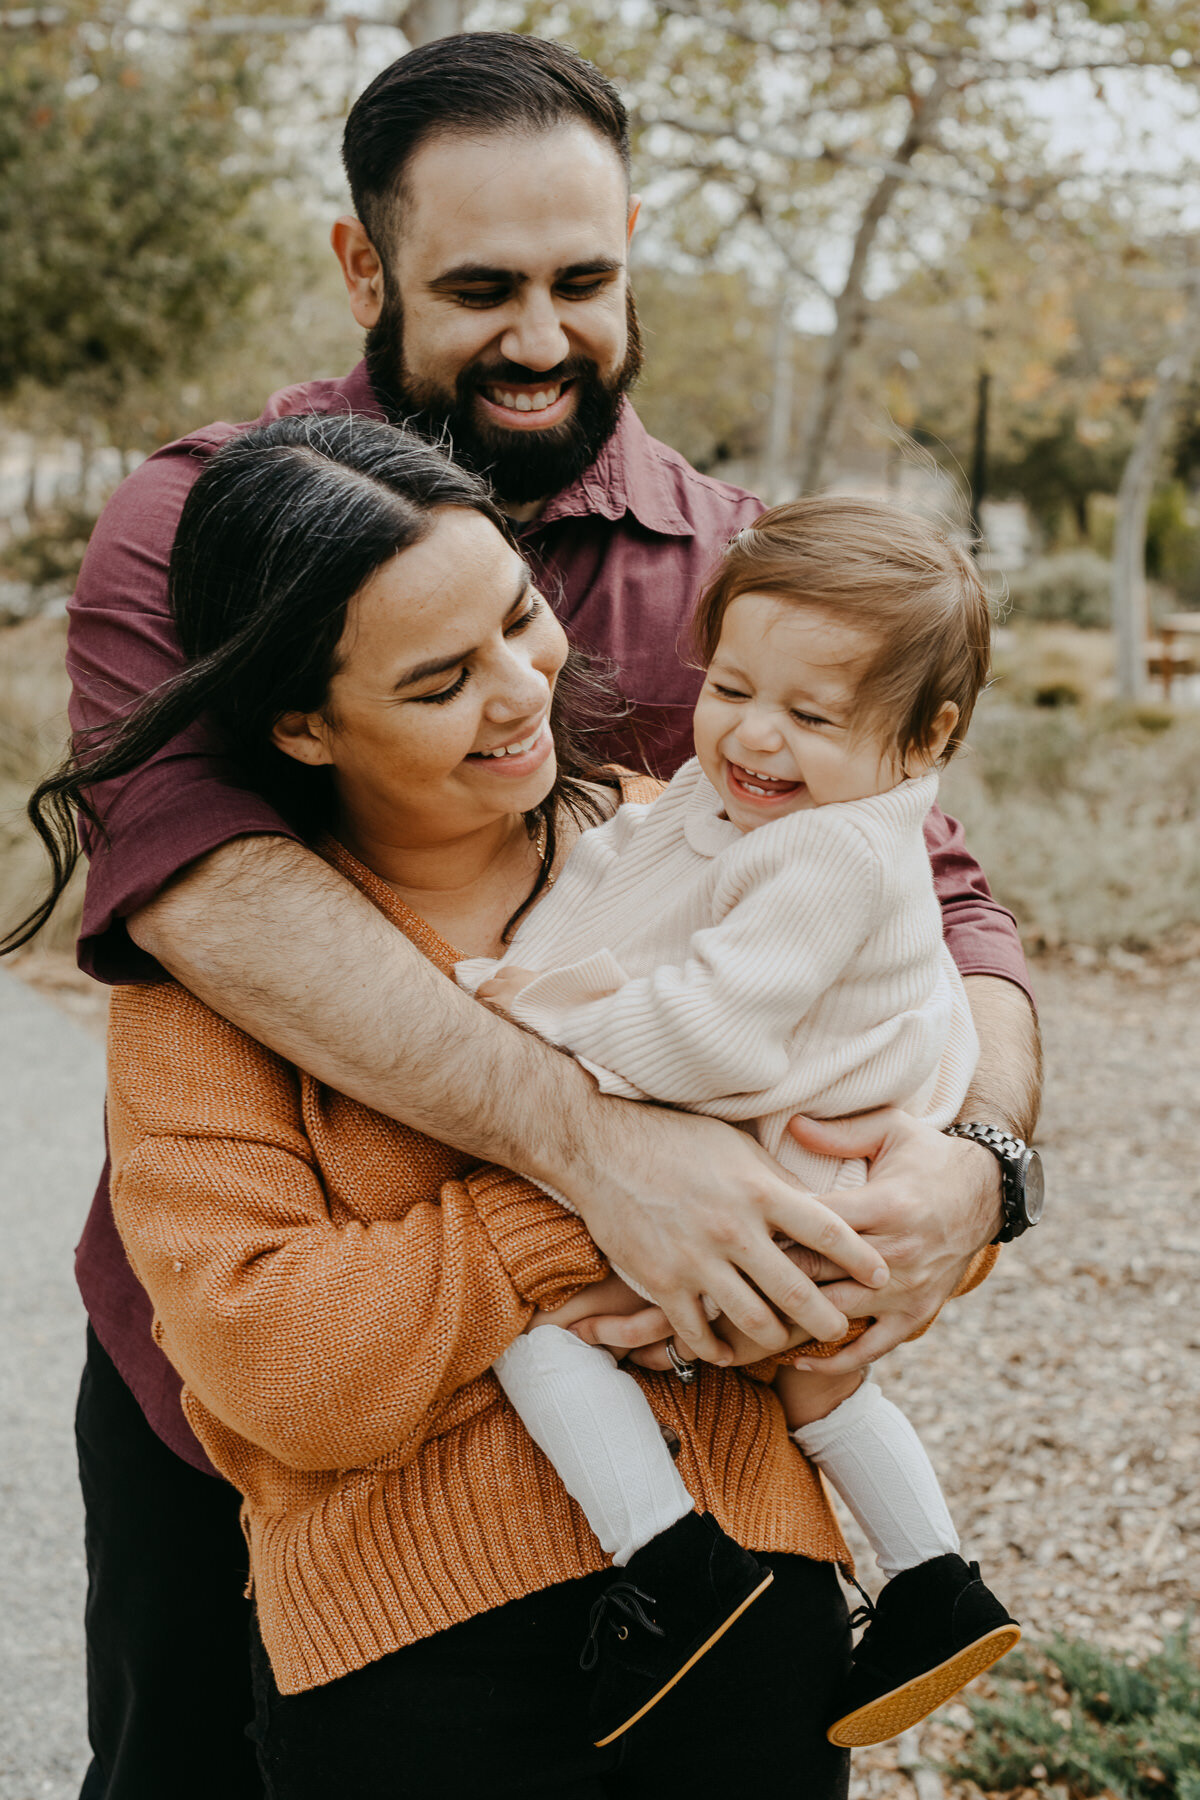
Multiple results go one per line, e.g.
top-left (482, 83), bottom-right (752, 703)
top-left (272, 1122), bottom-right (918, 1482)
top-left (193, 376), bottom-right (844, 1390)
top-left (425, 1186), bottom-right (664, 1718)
top-left (500, 291), bottom-right (570, 372)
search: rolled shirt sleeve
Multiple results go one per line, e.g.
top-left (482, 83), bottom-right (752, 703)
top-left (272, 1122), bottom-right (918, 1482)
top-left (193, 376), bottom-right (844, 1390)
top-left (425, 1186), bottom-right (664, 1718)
top-left (67, 431), bottom-right (301, 985)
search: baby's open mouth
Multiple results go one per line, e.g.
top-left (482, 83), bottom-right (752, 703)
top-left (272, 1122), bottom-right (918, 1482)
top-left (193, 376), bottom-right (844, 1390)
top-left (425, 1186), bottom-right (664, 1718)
top-left (727, 761), bottom-right (802, 799)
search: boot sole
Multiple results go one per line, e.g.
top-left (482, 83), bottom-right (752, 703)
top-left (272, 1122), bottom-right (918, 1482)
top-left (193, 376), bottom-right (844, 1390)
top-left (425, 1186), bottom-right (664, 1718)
top-left (826, 1622), bottom-right (1022, 1748)
top-left (593, 1569), bottom-right (775, 1747)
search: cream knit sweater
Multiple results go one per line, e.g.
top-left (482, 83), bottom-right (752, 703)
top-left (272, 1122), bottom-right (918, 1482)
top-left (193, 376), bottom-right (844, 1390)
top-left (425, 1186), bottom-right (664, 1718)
top-left (458, 763), bottom-right (979, 1196)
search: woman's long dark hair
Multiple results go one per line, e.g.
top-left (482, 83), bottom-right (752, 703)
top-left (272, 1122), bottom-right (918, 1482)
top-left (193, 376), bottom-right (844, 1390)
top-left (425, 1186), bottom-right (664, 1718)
top-left (3, 413), bottom-right (619, 954)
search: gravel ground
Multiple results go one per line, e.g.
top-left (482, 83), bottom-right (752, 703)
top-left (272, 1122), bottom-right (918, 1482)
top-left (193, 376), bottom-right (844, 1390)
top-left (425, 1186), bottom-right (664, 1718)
top-left (847, 954), bottom-right (1200, 1797)
top-left (3, 953), bottom-right (1196, 1799)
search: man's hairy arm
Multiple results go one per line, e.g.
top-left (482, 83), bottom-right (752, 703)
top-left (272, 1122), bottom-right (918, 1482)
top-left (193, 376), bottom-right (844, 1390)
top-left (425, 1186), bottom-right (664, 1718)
top-left (129, 836), bottom-right (888, 1361)
top-left (780, 974), bottom-right (1042, 1374)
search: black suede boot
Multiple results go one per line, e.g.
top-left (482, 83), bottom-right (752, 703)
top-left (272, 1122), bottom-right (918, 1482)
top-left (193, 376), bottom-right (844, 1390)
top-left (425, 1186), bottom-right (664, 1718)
top-left (580, 1510), bottom-right (774, 1747)
top-left (826, 1554), bottom-right (1020, 1747)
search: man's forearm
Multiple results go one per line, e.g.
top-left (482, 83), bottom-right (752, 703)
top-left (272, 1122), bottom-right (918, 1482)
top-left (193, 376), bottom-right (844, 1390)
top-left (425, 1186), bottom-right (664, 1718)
top-left (128, 836), bottom-right (889, 1362)
top-left (129, 836), bottom-right (604, 1180)
top-left (960, 974), bottom-right (1042, 1142)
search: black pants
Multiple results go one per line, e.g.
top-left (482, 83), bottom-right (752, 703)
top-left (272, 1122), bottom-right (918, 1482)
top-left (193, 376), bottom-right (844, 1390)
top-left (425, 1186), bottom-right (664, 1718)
top-left (76, 1326), bottom-right (262, 1799)
top-left (79, 1325), bottom-right (850, 1799)
top-left (250, 1553), bottom-right (851, 1799)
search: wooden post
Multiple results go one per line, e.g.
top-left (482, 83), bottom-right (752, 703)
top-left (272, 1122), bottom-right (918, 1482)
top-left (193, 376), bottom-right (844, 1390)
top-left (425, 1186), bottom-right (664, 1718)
top-left (1112, 278), bottom-right (1200, 701)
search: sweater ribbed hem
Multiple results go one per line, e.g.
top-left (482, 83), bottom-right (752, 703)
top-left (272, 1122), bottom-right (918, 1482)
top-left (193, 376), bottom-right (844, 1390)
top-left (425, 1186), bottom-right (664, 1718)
top-left (245, 1368), bottom-right (849, 1694)
top-left (466, 1165), bottom-right (609, 1307)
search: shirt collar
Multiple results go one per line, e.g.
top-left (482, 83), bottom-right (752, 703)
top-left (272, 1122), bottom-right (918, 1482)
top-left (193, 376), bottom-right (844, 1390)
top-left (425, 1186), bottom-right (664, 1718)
top-left (521, 399), bottom-right (694, 539)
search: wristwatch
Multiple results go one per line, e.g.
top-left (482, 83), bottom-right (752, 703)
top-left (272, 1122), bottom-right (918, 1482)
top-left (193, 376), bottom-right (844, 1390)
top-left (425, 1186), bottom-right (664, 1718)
top-left (944, 1122), bottom-right (1045, 1243)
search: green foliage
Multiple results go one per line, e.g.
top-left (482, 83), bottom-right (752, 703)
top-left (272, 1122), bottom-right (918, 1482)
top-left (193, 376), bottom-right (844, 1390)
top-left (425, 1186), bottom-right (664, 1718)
top-left (0, 504), bottom-right (99, 591)
top-left (1146, 481), bottom-right (1200, 605)
top-left (1003, 550), bottom-right (1114, 629)
top-left (0, 14), bottom-right (279, 405)
top-left (632, 267), bottom-right (777, 473)
top-left (939, 697), bottom-right (1200, 948)
top-left (946, 1628), bottom-right (1200, 1799)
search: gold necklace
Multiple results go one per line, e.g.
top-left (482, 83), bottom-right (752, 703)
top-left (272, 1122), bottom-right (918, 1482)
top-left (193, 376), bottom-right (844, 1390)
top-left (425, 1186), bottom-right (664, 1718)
top-left (532, 814), bottom-right (557, 890)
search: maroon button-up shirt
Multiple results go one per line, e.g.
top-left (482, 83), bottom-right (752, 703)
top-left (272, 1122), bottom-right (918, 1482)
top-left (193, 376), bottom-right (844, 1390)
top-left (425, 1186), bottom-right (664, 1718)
top-left (67, 363), bottom-right (1031, 1472)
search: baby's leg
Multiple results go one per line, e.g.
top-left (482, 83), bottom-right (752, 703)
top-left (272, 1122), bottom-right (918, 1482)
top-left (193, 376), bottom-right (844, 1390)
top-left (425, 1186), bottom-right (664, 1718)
top-left (493, 1325), bottom-right (692, 1567)
top-left (775, 1365), bottom-right (959, 1581)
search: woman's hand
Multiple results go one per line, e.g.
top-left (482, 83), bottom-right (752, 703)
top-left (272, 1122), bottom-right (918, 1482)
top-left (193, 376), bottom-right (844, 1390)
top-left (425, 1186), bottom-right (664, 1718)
top-left (526, 1271), bottom-right (652, 1336)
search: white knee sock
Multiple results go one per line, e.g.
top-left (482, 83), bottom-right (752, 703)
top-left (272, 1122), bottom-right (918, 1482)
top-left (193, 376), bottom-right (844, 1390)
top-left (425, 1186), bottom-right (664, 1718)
top-left (493, 1325), bottom-right (693, 1567)
top-left (791, 1377), bottom-right (960, 1582)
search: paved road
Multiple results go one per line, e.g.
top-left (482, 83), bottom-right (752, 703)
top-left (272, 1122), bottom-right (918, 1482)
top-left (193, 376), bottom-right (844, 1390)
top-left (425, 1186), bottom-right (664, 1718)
top-left (0, 970), bottom-right (102, 1800)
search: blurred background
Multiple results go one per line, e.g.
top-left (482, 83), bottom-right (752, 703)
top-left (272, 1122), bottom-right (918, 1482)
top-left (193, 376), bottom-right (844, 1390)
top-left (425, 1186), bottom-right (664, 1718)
top-left (1, 6), bottom-right (1198, 1799)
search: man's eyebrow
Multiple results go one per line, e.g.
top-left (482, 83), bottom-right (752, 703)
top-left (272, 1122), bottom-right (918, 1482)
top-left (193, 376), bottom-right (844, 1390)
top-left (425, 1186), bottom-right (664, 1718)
top-left (392, 566), bottom-right (532, 689)
top-left (427, 263), bottom-right (522, 292)
top-left (427, 257), bottom-right (624, 292)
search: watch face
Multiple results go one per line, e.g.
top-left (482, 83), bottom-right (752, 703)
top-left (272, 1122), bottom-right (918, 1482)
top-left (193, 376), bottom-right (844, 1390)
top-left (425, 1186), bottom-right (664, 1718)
top-left (1021, 1149), bottom-right (1045, 1226)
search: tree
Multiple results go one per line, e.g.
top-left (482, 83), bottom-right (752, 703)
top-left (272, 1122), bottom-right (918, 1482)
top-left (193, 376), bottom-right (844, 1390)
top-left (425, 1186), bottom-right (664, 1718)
top-left (0, 8), bottom-right (283, 430)
top-left (497, 0), bottom-right (1200, 492)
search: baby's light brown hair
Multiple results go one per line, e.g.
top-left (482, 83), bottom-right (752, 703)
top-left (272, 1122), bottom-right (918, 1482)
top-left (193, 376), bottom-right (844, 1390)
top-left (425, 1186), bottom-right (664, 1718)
top-left (693, 496), bottom-right (992, 766)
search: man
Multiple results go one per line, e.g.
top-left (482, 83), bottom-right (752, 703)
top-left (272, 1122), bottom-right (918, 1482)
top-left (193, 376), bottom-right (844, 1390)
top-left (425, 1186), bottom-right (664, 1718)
top-left (66, 32), bottom-right (1040, 1798)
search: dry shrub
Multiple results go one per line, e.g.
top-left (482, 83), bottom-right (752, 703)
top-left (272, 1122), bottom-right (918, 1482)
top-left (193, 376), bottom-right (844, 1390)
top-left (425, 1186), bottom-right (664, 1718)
top-left (0, 614), bottom-right (83, 955)
top-left (941, 700), bottom-right (1200, 952)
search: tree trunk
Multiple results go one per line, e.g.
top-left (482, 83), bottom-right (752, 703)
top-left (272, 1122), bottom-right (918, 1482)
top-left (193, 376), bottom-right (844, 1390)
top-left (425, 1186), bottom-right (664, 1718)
top-left (969, 366), bottom-right (990, 546)
top-left (402, 0), bottom-right (466, 46)
top-left (1112, 281), bottom-right (1200, 701)
top-left (798, 66), bottom-right (953, 495)
top-left (759, 277), bottom-right (795, 503)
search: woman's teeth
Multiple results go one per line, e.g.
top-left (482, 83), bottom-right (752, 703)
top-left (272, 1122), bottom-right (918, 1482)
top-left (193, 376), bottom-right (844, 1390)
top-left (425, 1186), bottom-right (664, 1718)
top-left (486, 385), bottom-right (562, 413)
top-left (475, 727), bottom-right (544, 758)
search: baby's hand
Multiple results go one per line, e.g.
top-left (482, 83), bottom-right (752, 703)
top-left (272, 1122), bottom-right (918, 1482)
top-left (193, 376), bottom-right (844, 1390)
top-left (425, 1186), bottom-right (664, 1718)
top-left (476, 966), bottom-right (539, 1012)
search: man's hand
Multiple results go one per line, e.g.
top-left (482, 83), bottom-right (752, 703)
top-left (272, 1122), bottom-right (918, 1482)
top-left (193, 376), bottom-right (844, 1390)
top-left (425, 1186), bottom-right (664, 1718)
top-left (779, 1108), bottom-right (1002, 1374)
top-left (560, 1104), bottom-right (889, 1365)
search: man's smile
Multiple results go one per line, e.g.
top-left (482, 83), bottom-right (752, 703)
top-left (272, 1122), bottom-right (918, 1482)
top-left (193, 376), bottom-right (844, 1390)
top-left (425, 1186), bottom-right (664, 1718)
top-left (477, 379), bottom-right (578, 430)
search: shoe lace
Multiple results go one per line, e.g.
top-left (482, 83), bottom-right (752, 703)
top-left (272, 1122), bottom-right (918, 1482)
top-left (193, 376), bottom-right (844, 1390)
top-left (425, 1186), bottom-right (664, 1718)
top-left (579, 1581), bottom-right (665, 1672)
top-left (846, 1573), bottom-right (876, 1635)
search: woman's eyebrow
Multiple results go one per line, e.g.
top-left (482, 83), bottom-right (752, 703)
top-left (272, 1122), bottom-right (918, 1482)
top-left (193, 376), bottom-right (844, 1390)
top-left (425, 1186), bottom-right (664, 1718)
top-left (392, 566), bottom-right (532, 689)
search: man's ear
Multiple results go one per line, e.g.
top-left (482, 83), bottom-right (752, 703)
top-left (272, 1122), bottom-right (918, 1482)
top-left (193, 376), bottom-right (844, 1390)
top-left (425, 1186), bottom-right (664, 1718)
top-left (331, 216), bottom-right (385, 328)
top-left (272, 710), bottom-right (335, 768)
top-left (627, 195), bottom-right (641, 244)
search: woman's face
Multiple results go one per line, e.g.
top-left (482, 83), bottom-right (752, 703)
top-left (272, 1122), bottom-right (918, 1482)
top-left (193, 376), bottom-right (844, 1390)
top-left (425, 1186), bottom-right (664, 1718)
top-left (275, 506), bottom-right (568, 850)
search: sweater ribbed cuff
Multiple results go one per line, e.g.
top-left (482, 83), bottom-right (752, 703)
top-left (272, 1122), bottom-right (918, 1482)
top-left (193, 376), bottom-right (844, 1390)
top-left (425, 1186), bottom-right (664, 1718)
top-left (465, 1165), bottom-right (608, 1309)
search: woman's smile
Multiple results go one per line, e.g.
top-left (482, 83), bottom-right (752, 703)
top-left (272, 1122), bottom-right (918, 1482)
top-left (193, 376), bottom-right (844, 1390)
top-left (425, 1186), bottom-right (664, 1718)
top-left (466, 716), bottom-right (554, 775)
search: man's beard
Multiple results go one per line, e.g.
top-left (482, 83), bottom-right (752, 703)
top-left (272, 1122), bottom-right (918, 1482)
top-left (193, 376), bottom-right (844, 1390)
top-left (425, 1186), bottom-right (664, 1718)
top-left (364, 287), bottom-right (644, 507)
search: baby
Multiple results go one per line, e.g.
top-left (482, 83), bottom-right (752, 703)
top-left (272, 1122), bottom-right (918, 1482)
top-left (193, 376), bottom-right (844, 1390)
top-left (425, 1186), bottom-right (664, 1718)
top-left (457, 497), bottom-right (1020, 1751)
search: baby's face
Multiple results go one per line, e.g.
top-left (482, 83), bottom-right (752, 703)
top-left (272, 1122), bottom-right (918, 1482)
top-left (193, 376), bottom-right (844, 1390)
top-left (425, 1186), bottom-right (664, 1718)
top-left (693, 594), bottom-right (903, 832)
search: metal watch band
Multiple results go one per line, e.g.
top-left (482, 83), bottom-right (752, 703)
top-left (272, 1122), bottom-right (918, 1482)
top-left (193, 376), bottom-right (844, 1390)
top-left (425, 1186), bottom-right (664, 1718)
top-left (944, 1121), bottom-right (1030, 1243)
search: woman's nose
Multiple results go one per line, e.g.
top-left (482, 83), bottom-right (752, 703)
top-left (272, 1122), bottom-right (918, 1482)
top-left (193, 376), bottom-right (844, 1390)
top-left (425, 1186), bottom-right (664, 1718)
top-left (485, 648), bottom-right (553, 723)
top-left (500, 291), bottom-right (570, 373)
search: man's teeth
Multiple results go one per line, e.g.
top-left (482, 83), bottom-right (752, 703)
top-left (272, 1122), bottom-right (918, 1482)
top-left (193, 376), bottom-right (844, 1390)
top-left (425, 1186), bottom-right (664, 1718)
top-left (488, 385), bottom-right (562, 413)
top-left (476, 727), bottom-right (543, 758)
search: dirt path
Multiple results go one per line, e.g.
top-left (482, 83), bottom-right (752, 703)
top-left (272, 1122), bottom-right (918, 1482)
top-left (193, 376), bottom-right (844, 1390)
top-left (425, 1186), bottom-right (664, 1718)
top-left (850, 955), bottom-right (1200, 1796)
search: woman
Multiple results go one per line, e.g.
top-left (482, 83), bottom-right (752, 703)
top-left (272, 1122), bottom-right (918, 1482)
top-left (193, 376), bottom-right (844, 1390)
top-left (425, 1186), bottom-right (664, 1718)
top-left (19, 415), bottom-right (878, 1798)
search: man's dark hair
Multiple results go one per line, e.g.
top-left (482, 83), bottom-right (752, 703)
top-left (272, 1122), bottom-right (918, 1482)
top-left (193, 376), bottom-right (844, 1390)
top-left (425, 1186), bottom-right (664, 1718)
top-left (342, 32), bottom-right (631, 254)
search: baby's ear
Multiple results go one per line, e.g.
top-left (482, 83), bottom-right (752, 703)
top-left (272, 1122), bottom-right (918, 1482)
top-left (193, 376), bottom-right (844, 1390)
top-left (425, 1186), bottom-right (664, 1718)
top-left (923, 701), bottom-right (960, 767)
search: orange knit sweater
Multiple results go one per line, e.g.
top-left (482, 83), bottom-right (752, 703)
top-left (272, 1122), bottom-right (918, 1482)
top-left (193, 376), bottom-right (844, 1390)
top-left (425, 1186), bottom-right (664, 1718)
top-left (107, 819), bottom-right (995, 1697)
